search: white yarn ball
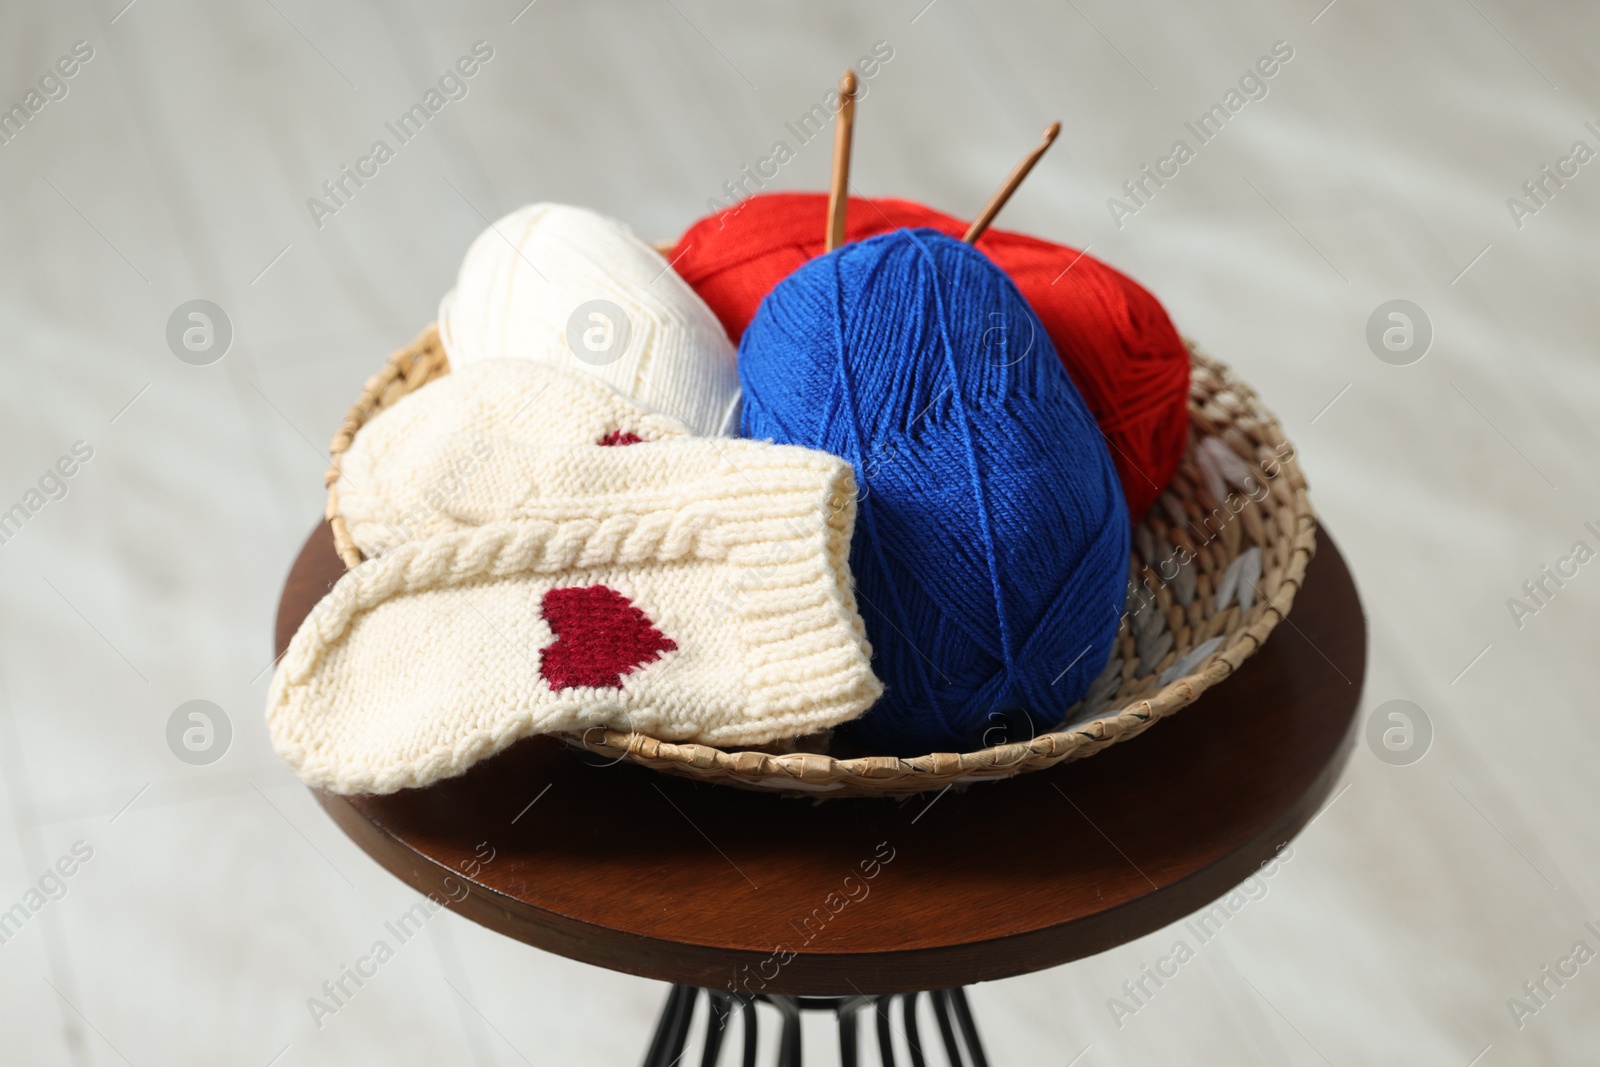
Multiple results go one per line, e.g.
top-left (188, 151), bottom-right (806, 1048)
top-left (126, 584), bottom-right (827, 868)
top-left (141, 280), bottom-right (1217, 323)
top-left (438, 203), bottom-right (741, 437)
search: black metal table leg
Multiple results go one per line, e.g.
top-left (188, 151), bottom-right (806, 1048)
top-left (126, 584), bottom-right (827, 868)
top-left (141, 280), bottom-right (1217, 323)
top-left (738, 995), bottom-right (759, 1067)
top-left (644, 983), bottom-right (987, 1066)
top-left (931, 990), bottom-right (964, 1066)
top-left (901, 992), bottom-right (927, 1067)
top-left (700, 991), bottom-right (732, 1067)
top-left (874, 995), bottom-right (896, 1066)
top-left (643, 985), bottom-right (695, 1067)
top-left (772, 996), bottom-right (802, 1067)
top-left (948, 987), bottom-right (989, 1067)
top-left (836, 996), bottom-right (869, 1067)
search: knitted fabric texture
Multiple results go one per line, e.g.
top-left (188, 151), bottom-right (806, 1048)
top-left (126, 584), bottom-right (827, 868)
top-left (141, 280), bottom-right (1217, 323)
top-left (335, 358), bottom-right (693, 557)
top-left (271, 361), bottom-right (880, 795)
top-left (672, 192), bottom-right (1190, 518)
top-left (740, 229), bottom-right (1130, 756)
top-left (438, 202), bottom-right (742, 436)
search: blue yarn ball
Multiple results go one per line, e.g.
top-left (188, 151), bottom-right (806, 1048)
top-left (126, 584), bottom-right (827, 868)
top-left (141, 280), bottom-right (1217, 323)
top-left (739, 229), bottom-right (1131, 755)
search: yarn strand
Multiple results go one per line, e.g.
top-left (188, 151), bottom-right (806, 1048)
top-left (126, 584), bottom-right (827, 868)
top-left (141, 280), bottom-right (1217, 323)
top-left (908, 229), bottom-right (1020, 702)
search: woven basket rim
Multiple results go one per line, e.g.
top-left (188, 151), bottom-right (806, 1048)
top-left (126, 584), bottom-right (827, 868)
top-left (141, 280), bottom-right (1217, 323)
top-left (324, 326), bottom-right (1314, 795)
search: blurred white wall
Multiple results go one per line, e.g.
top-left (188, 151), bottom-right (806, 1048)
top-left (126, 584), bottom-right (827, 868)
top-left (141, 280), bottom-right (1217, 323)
top-left (1, 0), bottom-right (1597, 1063)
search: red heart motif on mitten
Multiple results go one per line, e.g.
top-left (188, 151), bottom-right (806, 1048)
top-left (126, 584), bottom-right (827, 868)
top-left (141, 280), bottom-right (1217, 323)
top-left (539, 585), bottom-right (678, 690)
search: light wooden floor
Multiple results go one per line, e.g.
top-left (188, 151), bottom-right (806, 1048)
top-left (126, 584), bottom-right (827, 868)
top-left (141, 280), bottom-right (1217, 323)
top-left (2, 0), bottom-right (1598, 1063)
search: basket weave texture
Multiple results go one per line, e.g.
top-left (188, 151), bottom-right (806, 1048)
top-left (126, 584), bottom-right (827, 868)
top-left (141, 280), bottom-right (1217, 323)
top-left (324, 324), bottom-right (1315, 796)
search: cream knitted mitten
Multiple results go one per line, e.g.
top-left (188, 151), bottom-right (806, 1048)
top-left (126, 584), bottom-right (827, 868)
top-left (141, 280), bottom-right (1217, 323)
top-left (332, 356), bottom-right (693, 557)
top-left (269, 361), bottom-right (880, 795)
top-left (436, 203), bottom-right (741, 436)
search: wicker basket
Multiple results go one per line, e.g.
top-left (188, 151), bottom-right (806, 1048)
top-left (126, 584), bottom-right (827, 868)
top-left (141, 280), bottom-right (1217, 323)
top-left (325, 325), bottom-right (1315, 796)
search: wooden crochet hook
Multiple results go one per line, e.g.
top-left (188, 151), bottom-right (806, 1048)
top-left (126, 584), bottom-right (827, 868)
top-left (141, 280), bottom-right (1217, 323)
top-left (825, 70), bottom-right (858, 252)
top-left (963, 121), bottom-right (1061, 243)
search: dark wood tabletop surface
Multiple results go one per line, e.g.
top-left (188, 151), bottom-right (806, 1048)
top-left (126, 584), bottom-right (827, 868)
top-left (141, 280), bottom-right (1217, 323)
top-left (276, 521), bottom-right (1366, 995)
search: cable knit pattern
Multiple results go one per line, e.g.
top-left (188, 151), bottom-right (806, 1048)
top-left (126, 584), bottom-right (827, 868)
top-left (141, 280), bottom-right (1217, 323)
top-left (270, 361), bottom-right (880, 795)
top-left (436, 203), bottom-right (742, 436)
top-left (335, 359), bottom-right (695, 556)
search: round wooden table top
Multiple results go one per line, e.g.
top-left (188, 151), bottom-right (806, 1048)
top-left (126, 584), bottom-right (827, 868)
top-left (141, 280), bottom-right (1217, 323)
top-left (276, 522), bottom-right (1366, 995)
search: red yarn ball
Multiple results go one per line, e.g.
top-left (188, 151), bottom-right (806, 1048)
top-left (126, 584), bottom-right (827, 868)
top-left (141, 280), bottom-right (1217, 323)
top-left (670, 193), bottom-right (1190, 520)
